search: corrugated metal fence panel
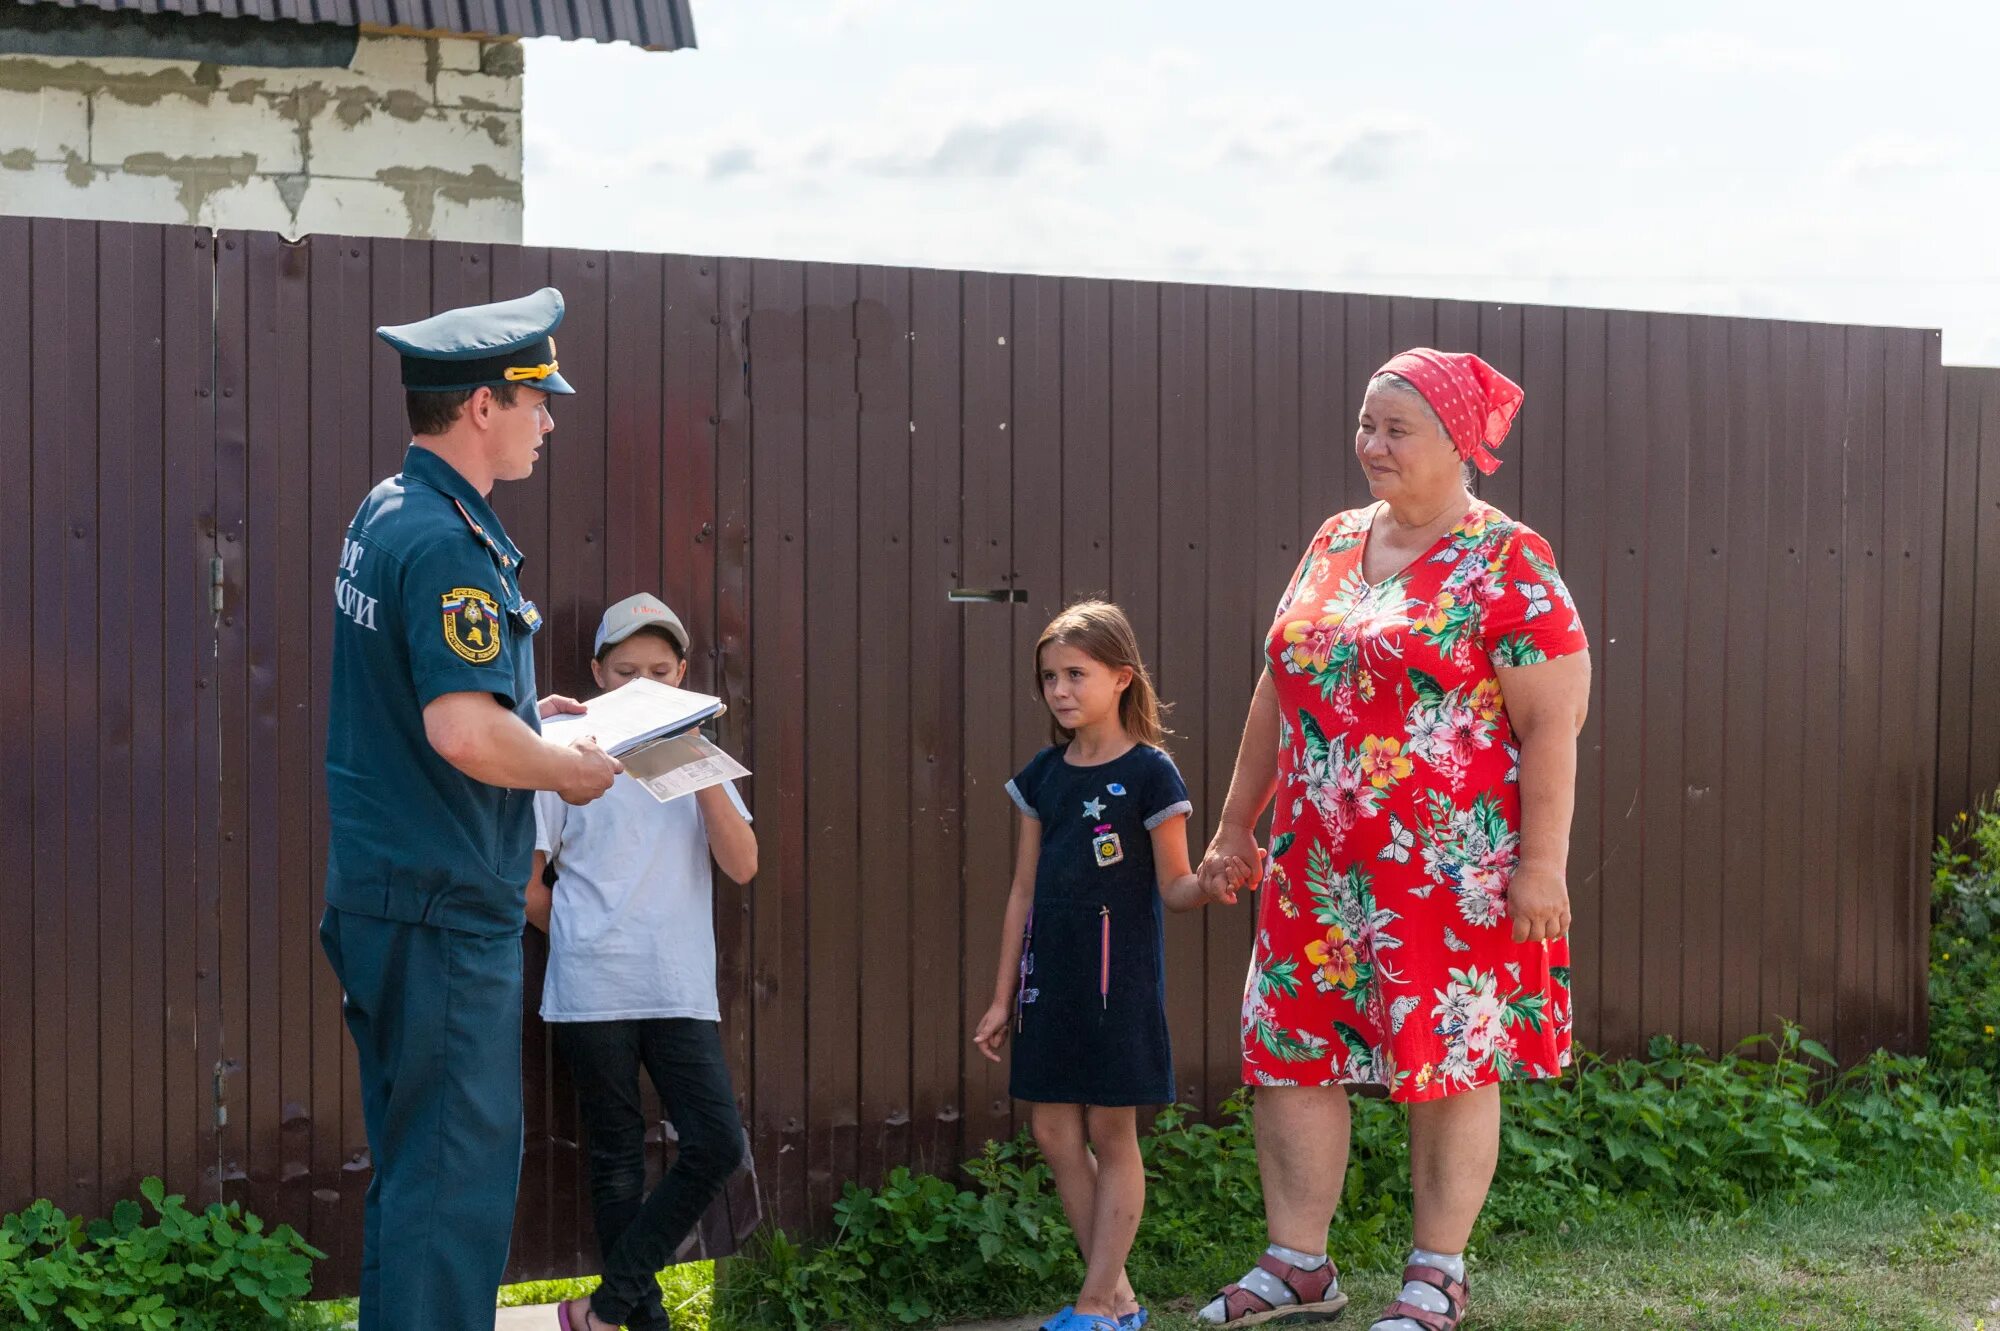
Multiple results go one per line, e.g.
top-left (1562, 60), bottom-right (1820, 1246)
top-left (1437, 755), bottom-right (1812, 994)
top-left (1940, 366), bottom-right (2000, 832)
top-left (0, 218), bottom-right (223, 1228)
top-left (1, 221), bottom-right (1951, 1294)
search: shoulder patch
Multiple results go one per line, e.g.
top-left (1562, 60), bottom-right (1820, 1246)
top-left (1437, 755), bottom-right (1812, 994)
top-left (442, 586), bottom-right (503, 663)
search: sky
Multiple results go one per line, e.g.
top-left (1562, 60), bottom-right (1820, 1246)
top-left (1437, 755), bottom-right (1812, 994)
top-left (522, 1), bottom-right (1999, 366)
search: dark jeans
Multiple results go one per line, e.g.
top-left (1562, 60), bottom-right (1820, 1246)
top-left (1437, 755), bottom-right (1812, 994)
top-left (552, 1018), bottom-right (744, 1330)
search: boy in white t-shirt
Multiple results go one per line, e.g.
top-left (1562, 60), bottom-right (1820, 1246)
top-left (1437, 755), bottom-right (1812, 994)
top-left (529, 594), bottom-right (757, 1331)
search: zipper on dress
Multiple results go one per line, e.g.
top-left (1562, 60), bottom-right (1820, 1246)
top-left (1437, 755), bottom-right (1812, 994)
top-left (1099, 904), bottom-right (1111, 1010)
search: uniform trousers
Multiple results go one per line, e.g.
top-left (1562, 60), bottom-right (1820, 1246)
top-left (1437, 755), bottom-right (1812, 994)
top-left (320, 906), bottom-right (524, 1331)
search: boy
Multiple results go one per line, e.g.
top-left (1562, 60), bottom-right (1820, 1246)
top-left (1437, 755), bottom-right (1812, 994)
top-left (530, 593), bottom-right (758, 1331)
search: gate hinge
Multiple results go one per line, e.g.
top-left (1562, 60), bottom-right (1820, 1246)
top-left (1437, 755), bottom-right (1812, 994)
top-left (210, 557), bottom-right (225, 614)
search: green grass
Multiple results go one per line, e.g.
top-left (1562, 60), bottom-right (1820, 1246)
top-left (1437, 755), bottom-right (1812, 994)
top-left (499, 1262), bottom-right (715, 1329)
top-left (295, 1262), bottom-right (714, 1329)
top-left (1134, 1177), bottom-right (2000, 1331)
top-left (293, 1180), bottom-right (2000, 1330)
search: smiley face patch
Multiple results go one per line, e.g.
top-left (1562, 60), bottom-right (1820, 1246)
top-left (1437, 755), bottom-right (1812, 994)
top-left (1092, 824), bottom-right (1124, 867)
top-left (442, 586), bottom-right (503, 663)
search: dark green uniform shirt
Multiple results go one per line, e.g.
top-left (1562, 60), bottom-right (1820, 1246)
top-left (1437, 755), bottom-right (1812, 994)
top-left (325, 444), bottom-right (544, 936)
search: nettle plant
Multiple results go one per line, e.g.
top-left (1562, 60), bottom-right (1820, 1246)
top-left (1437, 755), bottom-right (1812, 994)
top-left (1934, 800), bottom-right (2000, 1080)
top-left (0, 1177), bottom-right (323, 1329)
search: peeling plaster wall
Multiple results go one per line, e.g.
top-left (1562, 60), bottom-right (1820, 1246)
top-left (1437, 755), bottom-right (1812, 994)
top-left (0, 33), bottom-right (522, 241)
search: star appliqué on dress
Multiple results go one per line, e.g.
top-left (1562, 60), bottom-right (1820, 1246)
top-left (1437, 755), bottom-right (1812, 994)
top-left (1082, 797), bottom-right (1106, 819)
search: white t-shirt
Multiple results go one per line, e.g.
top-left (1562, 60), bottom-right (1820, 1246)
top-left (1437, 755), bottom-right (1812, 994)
top-left (533, 774), bottom-right (752, 1022)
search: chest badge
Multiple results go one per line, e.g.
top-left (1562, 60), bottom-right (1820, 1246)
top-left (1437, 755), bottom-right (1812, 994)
top-left (442, 587), bottom-right (503, 663)
top-left (1082, 797), bottom-right (1106, 820)
top-left (1092, 824), bottom-right (1124, 868)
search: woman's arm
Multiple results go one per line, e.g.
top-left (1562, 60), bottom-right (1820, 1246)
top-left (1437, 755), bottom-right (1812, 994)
top-left (1198, 668), bottom-right (1283, 903)
top-left (972, 815), bottom-right (1042, 1062)
top-left (525, 850), bottom-right (553, 933)
top-left (1495, 650), bottom-right (1592, 943)
top-left (696, 783), bottom-right (759, 884)
top-left (1152, 815), bottom-right (1205, 912)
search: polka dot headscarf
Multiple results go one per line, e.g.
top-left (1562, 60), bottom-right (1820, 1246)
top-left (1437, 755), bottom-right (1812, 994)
top-left (1375, 348), bottom-right (1524, 475)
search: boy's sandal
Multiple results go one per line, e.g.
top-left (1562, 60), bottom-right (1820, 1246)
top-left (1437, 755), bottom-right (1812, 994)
top-left (1372, 1263), bottom-right (1468, 1331)
top-left (1211, 1253), bottom-right (1348, 1326)
top-left (1119, 1308), bottom-right (1149, 1330)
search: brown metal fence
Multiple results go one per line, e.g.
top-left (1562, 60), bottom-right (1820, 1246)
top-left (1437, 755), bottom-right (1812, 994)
top-left (1939, 365), bottom-right (2000, 832)
top-left (0, 218), bottom-right (1955, 1295)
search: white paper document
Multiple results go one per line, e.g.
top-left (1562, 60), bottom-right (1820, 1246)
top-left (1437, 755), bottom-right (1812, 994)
top-left (617, 730), bottom-right (752, 804)
top-left (543, 677), bottom-right (725, 757)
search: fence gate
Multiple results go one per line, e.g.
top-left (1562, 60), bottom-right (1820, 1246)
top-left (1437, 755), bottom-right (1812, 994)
top-left (0, 218), bottom-right (228, 1238)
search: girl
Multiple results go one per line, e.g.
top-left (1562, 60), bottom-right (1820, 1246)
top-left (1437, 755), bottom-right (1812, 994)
top-left (973, 600), bottom-right (1214, 1331)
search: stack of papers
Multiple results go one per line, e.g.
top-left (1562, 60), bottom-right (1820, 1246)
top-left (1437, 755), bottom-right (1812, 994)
top-left (542, 678), bottom-right (749, 803)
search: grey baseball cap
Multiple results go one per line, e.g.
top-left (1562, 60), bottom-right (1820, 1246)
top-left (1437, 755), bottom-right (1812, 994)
top-left (593, 593), bottom-right (690, 656)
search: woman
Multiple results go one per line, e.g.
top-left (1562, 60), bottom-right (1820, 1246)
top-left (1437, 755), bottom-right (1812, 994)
top-left (1194, 349), bottom-right (1591, 1331)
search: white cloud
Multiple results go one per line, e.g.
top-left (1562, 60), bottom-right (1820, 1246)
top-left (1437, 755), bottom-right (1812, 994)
top-left (857, 112), bottom-right (1106, 177)
top-left (1837, 132), bottom-right (1960, 180)
top-left (1587, 30), bottom-right (1844, 77)
top-left (1213, 111), bottom-right (1435, 182)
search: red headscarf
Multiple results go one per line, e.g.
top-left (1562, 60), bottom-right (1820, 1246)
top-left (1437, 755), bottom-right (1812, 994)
top-left (1373, 348), bottom-right (1524, 475)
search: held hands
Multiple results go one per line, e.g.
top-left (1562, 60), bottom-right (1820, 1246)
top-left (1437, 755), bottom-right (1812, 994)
top-left (1508, 861), bottom-right (1572, 943)
top-left (559, 736), bottom-right (623, 806)
top-left (1197, 823), bottom-right (1263, 906)
top-left (972, 1001), bottom-right (1012, 1063)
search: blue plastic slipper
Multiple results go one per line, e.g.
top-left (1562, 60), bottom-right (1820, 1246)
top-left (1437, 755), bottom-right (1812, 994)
top-left (1045, 1309), bottom-right (1122, 1331)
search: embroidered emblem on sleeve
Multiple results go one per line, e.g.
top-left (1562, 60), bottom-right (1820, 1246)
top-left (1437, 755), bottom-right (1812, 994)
top-left (442, 587), bottom-right (503, 663)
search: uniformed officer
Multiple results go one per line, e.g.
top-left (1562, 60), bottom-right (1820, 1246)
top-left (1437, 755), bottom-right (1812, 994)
top-left (320, 287), bottom-right (622, 1331)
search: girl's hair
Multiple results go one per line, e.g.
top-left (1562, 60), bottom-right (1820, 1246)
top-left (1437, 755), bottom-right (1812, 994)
top-left (1033, 599), bottom-right (1170, 749)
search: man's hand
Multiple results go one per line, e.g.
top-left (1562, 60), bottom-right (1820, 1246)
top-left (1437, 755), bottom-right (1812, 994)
top-left (558, 737), bottom-right (622, 806)
top-left (540, 694), bottom-right (588, 720)
top-left (1507, 862), bottom-right (1571, 943)
top-left (1198, 823), bottom-right (1262, 905)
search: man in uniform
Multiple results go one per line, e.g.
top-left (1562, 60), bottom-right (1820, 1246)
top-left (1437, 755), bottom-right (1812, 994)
top-left (321, 287), bottom-right (623, 1330)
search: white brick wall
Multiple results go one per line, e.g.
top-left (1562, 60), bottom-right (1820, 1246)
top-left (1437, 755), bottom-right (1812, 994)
top-left (0, 86), bottom-right (88, 162)
top-left (306, 102), bottom-right (517, 180)
top-left (0, 33), bottom-right (522, 242)
top-left (92, 90), bottom-right (307, 175)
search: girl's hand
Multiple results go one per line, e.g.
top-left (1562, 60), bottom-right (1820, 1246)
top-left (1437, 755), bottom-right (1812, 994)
top-left (1199, 824), bottom-right (1262, 905)
top-left (972, 1001), bottom-right (1013, 1063)
top-left (1507, 862), bottom-right (1571, 943)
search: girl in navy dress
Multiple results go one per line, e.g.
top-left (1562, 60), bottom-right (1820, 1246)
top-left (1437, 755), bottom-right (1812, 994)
top-left (974, 600), bottom-right (1218, 1331)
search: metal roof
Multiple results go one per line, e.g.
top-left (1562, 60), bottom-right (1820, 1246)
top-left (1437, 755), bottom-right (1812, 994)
top-left (8, 0), bottom-right (696, 51)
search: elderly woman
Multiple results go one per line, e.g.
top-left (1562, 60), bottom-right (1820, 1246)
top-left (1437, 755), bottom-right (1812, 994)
top-left (1194, 350), bottom-right (1591, 1331)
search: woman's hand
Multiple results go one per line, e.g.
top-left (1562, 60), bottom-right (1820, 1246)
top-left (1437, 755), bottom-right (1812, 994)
top-left (1199, 824), bottom-right (1262, 905)
top-left (1507, 862), bottom-right (1571, 943)
top-left (972, 1001), bottom-right (1013, 1063)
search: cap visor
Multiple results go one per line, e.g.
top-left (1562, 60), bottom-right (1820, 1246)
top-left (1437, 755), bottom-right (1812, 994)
top-left (542, 370), bottom-right (576, 395)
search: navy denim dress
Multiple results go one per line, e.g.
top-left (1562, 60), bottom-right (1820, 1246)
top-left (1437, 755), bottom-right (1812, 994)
top-left (1005, 743), bottom-right (1191, 1106)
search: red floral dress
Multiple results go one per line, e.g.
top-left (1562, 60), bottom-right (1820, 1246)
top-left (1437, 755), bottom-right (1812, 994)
top-left (1242, 501), bottom-right (1589, 1102)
